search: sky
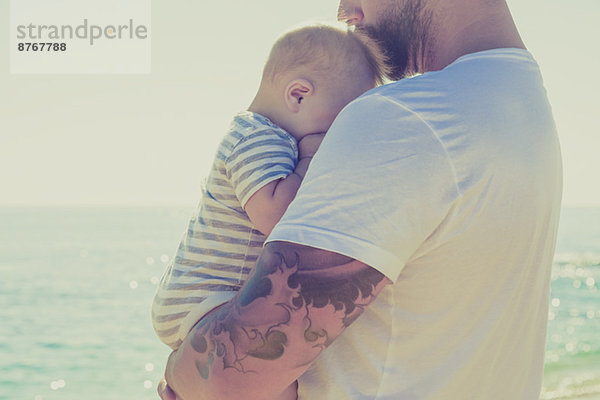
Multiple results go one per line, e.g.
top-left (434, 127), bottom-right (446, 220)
top-left (0, 0), bottom-right (599, 207)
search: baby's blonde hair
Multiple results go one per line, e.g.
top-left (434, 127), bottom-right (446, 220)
top-left (262, 22), bottom-right (389, 87)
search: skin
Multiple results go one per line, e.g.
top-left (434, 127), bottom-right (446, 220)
top-left (244, 67), bottom-right (375, 236)
top-left (159, 1), bottom-right (527, 398)
top-left (163, 243), bottom-right (389, 400)
top-left (338, 0), bottom-right (525, 79)
top-left (242, 132), bottom-right (321, 237)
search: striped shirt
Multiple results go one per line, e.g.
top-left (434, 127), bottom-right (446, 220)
top-left (152, 111), bottom-right (298, 349)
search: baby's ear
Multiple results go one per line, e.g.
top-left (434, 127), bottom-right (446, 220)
top-left (284, 78), bottom-right (314, 112)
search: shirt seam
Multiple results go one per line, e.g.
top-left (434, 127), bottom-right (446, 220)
top-left (373, 289), bottom-right (394, 399)
top-left (448, 48), bottom-right (535, 67)
top-left (237, 111), bottom-right (299, 158)
top-left (224, 126), bottom-right (298, 182)
top-left (267, 224), bottom-right (405, 282)
top-left (366, 93), bottom-right (463, 200)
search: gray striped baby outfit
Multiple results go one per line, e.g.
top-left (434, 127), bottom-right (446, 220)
top-left (152, 111), bottom-right (298, 349)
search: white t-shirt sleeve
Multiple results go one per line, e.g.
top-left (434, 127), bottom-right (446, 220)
top-left (267, 93), bottom-right (460, 282)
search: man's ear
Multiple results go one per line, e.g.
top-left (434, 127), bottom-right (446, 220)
top-left (284, 78), bottom-right (314, 113)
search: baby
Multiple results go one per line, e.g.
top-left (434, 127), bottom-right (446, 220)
top-left (152, 23), bottom-right (387, 350)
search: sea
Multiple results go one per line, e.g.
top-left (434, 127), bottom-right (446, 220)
top-left (0, 206), bottom-right (598, 400)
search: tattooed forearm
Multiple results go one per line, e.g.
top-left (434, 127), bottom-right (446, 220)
top-left (166, 241), bottom-right (389, 400)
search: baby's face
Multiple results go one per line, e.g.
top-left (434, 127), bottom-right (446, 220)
top-left (301, 70), bottom-right (375, 136)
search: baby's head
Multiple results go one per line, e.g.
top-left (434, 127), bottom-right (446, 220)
top-left (250, 23), bottom-right (388, 140)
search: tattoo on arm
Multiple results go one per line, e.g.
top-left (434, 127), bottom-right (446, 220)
top-left (186, 241), bottom-right (387, 385)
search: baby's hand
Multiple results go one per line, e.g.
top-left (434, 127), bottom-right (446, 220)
top-left (298, 133), bottom-right (326, 160)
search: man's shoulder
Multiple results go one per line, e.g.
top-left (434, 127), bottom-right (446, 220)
top-left (340, 76), bottom-right (438, 124)
top-left (362, 48), bottom-right (538, 102)
top-left (352, 73), bottom-right (443, 110)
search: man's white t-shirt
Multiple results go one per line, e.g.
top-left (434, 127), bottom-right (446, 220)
top-left (268, 49), bottom-right (562, 399)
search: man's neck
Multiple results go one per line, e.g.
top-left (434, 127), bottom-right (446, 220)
top-left (424, 1), bottom-right (525, 72)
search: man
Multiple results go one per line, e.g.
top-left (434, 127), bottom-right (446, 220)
top-left (160, 0), bottom-right (562, 398)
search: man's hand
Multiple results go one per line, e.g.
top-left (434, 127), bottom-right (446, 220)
top-left (157, 378), bottom-right (178, 400)
top-left (298, 132), bottom-right (326, 160)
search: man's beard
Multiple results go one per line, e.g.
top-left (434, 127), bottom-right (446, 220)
top-left (360, 0), bottom-right (431, 80)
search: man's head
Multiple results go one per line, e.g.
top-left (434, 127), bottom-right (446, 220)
top-left (338, 0), bottom-right (432, 80)
top-left (257, 23), bottom-right (389, 139)
top-left (337, 0), bottom-right (524, 80)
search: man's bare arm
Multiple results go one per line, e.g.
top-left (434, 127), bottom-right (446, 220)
top-left (164, 241), bottom-right (390, 400)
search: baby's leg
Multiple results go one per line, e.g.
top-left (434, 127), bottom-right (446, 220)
top-left (152, 260), bottom-right (241, 349)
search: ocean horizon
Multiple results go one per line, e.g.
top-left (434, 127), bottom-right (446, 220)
top-left (1, 206), bottom-right (598, 400)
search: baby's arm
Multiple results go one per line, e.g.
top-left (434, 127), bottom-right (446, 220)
top-left (244, 133), bottom-right (325, 236)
